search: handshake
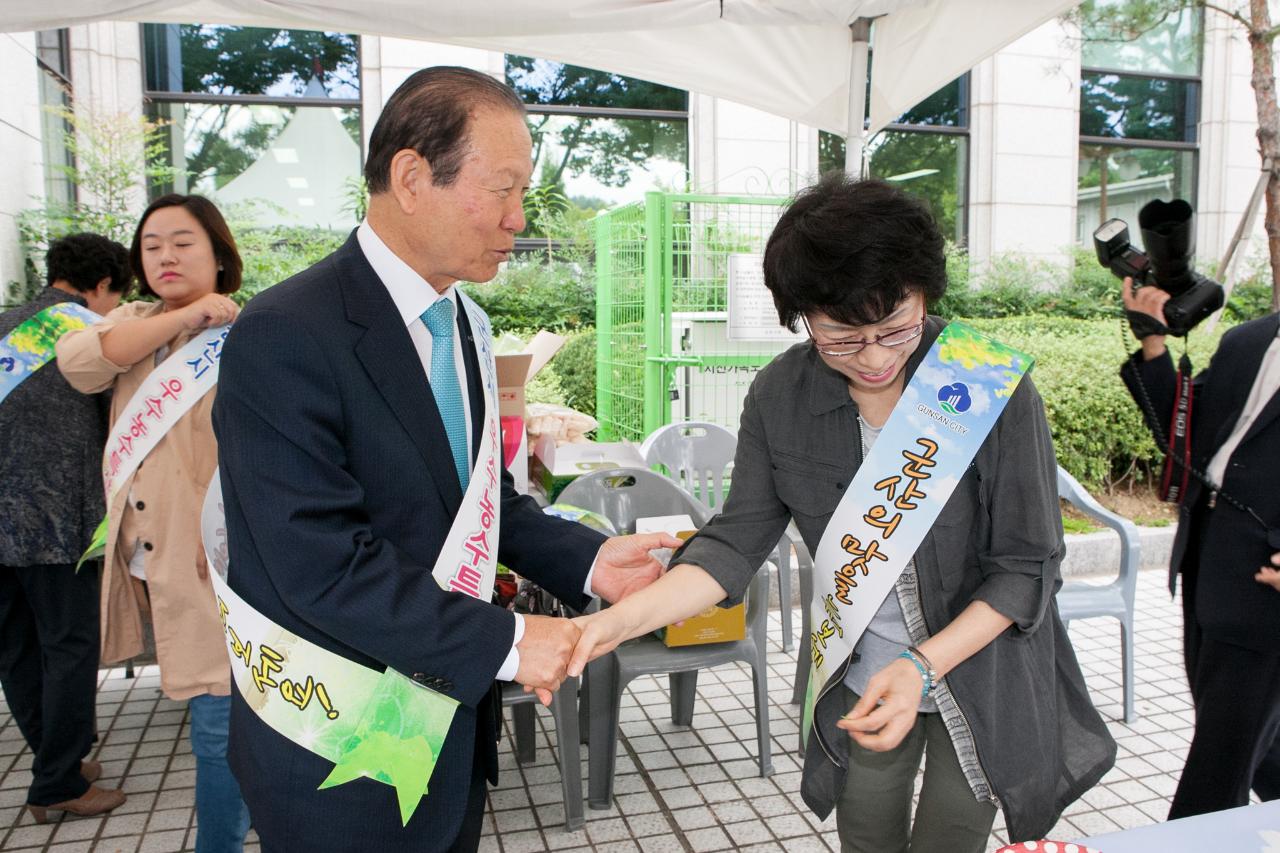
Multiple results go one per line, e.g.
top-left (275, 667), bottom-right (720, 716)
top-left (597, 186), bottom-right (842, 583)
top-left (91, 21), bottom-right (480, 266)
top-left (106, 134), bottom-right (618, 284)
top-left (512, 532), bottom-right (684, 706)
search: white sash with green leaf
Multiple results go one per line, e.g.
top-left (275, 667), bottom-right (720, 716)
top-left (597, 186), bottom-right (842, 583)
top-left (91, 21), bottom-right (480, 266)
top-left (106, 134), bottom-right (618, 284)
top-left (201, 290), bottom-right (503, 825)
top-left (0, 301), bottom-right (99, 405)
top-left (801, 322), bottom-right (1033, 744)
top-left (78, 324), bottom-right (231, 567)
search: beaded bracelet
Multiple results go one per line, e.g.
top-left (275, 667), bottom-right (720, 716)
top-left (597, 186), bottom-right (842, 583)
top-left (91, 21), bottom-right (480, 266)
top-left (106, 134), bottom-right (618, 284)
top-left (899, 647), bottom-right (938, 698)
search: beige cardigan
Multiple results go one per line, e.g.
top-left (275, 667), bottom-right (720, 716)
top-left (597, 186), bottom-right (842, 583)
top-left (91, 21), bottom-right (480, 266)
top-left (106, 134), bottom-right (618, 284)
top-left (57, 301), bottom-right (229, 700)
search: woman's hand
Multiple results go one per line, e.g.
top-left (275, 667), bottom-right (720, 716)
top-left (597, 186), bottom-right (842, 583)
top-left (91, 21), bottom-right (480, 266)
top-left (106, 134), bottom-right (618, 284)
top-left (1256, 552), bottom-right (1280, 592)
top-left (179, 293), bottom-right (239, 331)
top-left (566, 608), bottom-right (639, 677)
top-left (836, 656), bottom-right (923, 752)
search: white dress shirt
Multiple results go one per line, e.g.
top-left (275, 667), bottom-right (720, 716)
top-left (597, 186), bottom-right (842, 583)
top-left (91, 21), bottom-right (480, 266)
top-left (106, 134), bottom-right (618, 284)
top-left (356, 222), bottom-right (524, 680)
top-left (357, 222), bottom-right (602, 684)
top-left (1207, 323), bottom-right (1280, 489)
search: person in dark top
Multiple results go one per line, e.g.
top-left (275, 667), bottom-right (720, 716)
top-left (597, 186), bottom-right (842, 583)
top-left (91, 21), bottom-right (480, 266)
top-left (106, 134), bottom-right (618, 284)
top-left (0, 233), bottom-right (131, 821)
top-left (1120, 281), bottom-right (1280, 818)
top-left (570, 175), bottom-right (1115, 851)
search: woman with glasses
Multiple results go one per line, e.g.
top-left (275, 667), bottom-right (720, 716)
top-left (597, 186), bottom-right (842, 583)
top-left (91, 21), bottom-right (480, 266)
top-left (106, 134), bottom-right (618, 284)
top-left (570, 174), bottom-right (1114, 852)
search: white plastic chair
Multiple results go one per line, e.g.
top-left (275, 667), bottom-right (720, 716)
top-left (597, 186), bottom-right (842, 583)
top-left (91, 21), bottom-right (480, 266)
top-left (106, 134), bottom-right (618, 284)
top-left (558, 467), bottom-right (774, 808)
top-left (1056, 465), bottom-right (1141, 723)
top-left (643, 421), bottom-right (797, 652)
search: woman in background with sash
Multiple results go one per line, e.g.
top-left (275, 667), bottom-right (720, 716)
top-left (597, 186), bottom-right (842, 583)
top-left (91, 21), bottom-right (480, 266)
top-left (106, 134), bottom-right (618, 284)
top-left (57, 195), bottom-right (248, 852)
top-left (569, 175), bottom-right (1114, 852)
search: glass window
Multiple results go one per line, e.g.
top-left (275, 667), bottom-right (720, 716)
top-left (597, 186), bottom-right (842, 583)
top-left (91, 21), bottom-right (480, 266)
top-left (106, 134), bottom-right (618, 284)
top-left (526, 113), bottom-right (688, 210)
top-left (36, 29), bottom-right (74, 206)
top-left (1077, 2), bottom-right (1201, 245)
top-left (506, 56), bottom-right (686, 111)
top-left (817, 76), bottom-right (969, 242)
top-left (869, 131), bottom-right (968, 243)
top-left (1077, 145), bottom-right (1195, 243)
top-left (896, 77), bottom-right (967, 127)
top-left (1080, 72), bottom-right (1197, 143)
top-left (505, 56), bottom-right (690, 241)
top-left (143, 24), bottom-right (360, 98)
top-left (1080, 0), bottom-right (1200, 76)
top-left (36, 29), bottom-right (70, 78)
top-left (146, 101), bottom-right (363, 228)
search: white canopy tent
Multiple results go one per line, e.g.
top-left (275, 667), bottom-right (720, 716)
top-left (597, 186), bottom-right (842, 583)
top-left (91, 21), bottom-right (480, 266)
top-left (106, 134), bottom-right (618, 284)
top-left (4, 1), bottom-right (1077, 172)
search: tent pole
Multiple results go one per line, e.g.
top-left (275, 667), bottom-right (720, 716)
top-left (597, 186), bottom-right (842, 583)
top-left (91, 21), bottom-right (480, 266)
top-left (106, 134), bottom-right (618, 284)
top-left (844, 18), bottom-right (873, 177)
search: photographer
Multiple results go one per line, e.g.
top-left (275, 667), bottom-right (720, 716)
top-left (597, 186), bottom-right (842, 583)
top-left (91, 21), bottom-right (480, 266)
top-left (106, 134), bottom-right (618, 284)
top-left (1119, 280), bottom-right (1280, 819)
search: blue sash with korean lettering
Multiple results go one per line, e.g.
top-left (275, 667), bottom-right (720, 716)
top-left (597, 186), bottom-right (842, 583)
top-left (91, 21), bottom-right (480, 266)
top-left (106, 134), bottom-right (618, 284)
top-left (0, 302), bottom-right (99, 405)
top-left (77, 324), bottom-right (231, 567)
top-left (801, 322), bottom-right (1033, 743)
top-left (198, 289), bottom-right (503, 826)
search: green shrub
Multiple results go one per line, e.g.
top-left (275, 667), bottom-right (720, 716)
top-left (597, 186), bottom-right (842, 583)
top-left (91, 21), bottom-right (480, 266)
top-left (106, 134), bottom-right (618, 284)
top-left (233, 225), bottom-right (346, 303)
top-left (464, 260), bottom-right (594, 332)
top-left (936, 246), bottom-right (1122, 320)
top-left (551, 327), bottom-right (597, 417)
top-left (963, 315), bottom-right (1227, 490)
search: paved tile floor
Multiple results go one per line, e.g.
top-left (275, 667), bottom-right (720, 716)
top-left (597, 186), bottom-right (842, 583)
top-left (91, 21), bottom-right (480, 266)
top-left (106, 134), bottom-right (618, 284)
top-left (1, 567), bottom-right (1205, 852)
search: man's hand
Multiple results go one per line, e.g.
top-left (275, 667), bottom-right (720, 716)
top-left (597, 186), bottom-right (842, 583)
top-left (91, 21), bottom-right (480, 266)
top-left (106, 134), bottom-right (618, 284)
top-left (1256, 552), bottom-right (1280, 592)
top-left (1120, 276), bottom-right (1171, 360)
top-left (515, 615), bottom-right (580, 706)
top-left (836, 657), bottom-right (923, 752)
top-left (590, 533), bottom-right (684, 604)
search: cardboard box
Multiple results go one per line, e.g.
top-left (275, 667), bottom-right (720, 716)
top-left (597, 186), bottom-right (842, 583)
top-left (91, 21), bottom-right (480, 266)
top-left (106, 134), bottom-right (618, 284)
top-left (530, 435), bottom-right (647, 503)
top-left (634, 520), bottom-right (747, 647)
top-left (495, 331), bottom-right (565, 493)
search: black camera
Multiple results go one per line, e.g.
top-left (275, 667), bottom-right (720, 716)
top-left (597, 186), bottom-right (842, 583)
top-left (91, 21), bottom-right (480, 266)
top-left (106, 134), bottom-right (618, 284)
top-left (1093, 198), bottom-right (1224, 337)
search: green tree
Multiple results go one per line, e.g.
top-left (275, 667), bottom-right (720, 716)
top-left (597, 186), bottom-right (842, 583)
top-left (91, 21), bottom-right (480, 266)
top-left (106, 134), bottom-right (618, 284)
top-left (1074, 0), bottom-right (1280, 311)
top-left (13, 107), bottom-right (179, 303)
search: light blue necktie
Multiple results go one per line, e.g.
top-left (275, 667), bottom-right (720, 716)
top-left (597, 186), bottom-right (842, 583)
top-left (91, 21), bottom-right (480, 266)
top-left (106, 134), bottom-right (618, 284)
top-left (421, 299), bottom-right (469, 491)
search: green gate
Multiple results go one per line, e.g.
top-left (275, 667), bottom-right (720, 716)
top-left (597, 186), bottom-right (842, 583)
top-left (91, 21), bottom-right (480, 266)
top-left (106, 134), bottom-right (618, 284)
top-left (595, 192), bottom-right (798, 442)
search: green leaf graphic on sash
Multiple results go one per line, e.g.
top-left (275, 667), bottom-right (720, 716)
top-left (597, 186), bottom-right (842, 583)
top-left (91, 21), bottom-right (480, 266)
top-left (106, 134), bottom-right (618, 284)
top-left (318, 668), bottom-right (458, 825)
top-left (76, 516), bottom-right (109, 571)
top-left (801, 675), bottom-right (816, 749)
top-left (7, 306), bottom-right (82, 355)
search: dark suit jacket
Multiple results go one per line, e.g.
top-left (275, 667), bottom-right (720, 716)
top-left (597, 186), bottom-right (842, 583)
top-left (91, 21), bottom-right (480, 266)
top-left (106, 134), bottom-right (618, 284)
top-left (211, 232), bottom-right (606, 851)
top-left (1121, 312), bottom-right (1280, 653)
top-left (0, 288), bottom-right (109, 566)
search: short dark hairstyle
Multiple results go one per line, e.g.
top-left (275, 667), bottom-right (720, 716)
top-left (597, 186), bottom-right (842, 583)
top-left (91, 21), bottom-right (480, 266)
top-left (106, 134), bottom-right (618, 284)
top-left (762, 173), bottom-right (947, 331)
top-left (131, 194), bottom-right (242, 297)
top-left (46, 232), bottom-right (132, 295)
top-left (364, 66), bottom-right (527, 194)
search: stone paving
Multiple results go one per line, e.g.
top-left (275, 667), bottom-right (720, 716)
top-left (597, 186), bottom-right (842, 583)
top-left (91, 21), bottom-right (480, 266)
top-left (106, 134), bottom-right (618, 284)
top-left (0, 567), bottom-right (1205, 852)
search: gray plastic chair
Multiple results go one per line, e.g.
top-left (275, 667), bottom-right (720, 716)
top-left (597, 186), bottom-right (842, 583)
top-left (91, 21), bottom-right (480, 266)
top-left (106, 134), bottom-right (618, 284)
top-left (643, 421), bottom-right (796, 652)
top-left (558, 468), bottom-right (774, 808)
top-left (1055, 465), bottom-right (1141, 723)
top-left (502, 675), bottom-right (584, 830)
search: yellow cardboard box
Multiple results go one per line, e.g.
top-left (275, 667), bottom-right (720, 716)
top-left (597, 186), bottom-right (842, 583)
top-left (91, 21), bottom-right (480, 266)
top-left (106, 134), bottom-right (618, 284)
top-left (636, 522), bottom-right (746, 647)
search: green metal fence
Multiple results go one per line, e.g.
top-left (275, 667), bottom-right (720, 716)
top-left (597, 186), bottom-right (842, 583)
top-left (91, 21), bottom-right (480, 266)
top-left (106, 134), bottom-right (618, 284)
top-left (595, 192), bottom-right (798, 442)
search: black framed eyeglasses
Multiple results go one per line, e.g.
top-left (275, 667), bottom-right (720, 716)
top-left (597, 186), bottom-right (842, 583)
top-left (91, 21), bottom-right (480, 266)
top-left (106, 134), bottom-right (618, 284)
top-left (802, 313), bottom-right (927, 357)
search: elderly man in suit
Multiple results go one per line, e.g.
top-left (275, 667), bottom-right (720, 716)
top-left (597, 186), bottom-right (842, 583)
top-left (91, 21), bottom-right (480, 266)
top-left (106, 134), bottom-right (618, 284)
top-left (212, 67), bottom-right (677, 852)
top-left (1121, 282), bottom-right (1280, 819)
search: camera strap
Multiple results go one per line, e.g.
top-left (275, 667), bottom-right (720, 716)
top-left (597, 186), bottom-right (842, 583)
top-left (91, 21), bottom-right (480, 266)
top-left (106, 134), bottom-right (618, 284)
top-left (1159, 352), bottom-right (1194, 503)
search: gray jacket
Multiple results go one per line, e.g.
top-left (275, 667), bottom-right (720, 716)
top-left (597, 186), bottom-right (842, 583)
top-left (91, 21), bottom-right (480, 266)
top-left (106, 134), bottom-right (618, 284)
top-left (674, 316), bottom-right (1116, 842)
top-left (0, 288), bottom-right (109, 565)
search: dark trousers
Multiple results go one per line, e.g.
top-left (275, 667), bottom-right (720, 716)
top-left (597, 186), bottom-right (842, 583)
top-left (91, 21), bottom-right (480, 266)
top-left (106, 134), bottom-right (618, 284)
top-left (0, 562), bottom-right (100, 805)
top-left (1171, 554), bottom-right (1280, 818)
